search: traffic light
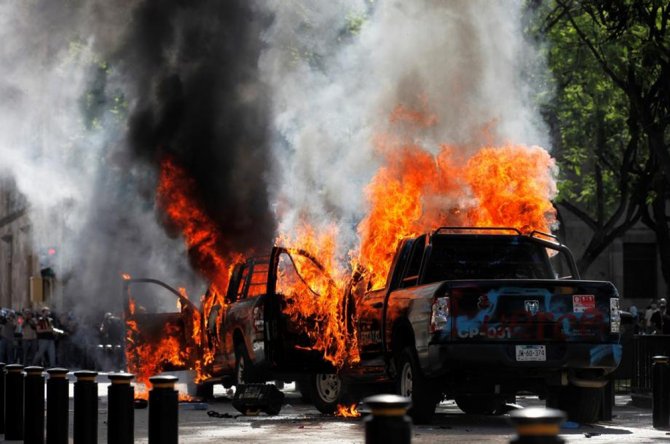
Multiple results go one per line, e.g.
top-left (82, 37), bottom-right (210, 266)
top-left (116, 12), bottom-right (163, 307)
top-left (39, 246), bottom-right (57, 278)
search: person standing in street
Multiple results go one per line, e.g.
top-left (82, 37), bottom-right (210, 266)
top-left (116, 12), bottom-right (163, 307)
top-left (22, 309), bottom-right (37, 364)
top-left (2, 312), bottom-right (17, 363)
top-left (645, 302), bottom-right (658, 334)
top-left (33, 307), bottom-right (57, 367)
top-left (651, 298), bottom-right (670, 334)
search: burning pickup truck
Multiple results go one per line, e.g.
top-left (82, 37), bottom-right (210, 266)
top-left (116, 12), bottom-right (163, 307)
top-left (123, 246), bottom-right (350, 410)
top-left (340, 227), bottom-right (622, 423)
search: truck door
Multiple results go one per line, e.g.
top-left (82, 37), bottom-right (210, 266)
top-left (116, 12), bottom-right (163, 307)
top-left (265, 247), bottom-right (344, 373)
top-left (218, 257), bottom-right (271, 371)
top-left (123, 278), bottom-right (202, 374)
top-left (355, 289), bottom-right (385, 360)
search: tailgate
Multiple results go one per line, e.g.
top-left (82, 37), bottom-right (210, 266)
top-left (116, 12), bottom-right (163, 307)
top-left (446, 280), bottom-right (619, 343)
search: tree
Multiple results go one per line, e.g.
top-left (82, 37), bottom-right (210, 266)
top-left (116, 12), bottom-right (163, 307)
top-left (531, 1), bottom-right (670, 283)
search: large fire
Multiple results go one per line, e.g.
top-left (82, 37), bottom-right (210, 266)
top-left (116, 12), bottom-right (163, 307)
top-left (125, 157), bottom-right (239, 395)
top-left (276, 226), bottom-right (360, 368)
top-left (357, 143), bottom-right (556, 289)
top-left (125, 104), bottom-right (557, 396)
top-left (356, 104), bottom-right (556, 288)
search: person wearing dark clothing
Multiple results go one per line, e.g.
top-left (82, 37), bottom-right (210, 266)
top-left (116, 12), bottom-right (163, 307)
top-left (22, 309), bottom-right (38, 364)
top-left (99, 312), bottom-right (125, 370)
top-left (33, 307), bottom-right (57, 367)
top-left (2, 312), bottom-right (17, 363)
top-left (650, 298), bottom-right (670, 334)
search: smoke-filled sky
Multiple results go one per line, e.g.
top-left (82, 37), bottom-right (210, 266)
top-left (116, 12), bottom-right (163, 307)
top-left (0, 0), bottom-right (549, 312)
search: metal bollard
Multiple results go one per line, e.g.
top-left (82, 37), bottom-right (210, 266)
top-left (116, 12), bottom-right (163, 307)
top-left (149, 375), bottom-right (179, 444)
top-left (652, 355), bottom-right (670, 429)
top-left (5, 363), bottom-right (25, 440)
top-left (362, 394), bottom-right (412, 444)
top-left (73, 370), bottom-right (98, 444)
top-left (508, 407), bottom-right (565, 444)
top-left (0, 361), bottom-right (5, 434)
top-left (46, 368), bottom-right (69, 444)
top-left (108, 373), bottom-right (135, 444)
top-left (24, 366), bottom-right (46, 444)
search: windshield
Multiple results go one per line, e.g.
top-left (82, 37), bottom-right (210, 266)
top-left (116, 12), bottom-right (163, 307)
top-left (422, 236), bottom-right (556, 283)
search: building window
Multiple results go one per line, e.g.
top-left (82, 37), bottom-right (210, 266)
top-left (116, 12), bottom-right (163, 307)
top-left (623, 243), bottom-right (657, 300)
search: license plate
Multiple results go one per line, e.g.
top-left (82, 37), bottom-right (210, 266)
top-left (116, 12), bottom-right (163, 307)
top-left (516, 345), bottom-right (546, 361)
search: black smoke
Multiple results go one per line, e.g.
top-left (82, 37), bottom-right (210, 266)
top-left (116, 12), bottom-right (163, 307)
top-left (120, 0), bottom-right (276, 256)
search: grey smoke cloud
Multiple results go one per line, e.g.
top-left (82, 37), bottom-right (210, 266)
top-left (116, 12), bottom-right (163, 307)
top-left (258, 0), bottom-right (551, 255)
top-left (0, 0), bottom-right (550, 312)
top-left (0, 1), bottom-right (275, 312)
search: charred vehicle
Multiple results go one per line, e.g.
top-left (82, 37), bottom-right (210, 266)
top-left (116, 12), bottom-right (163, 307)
top-left (123, 247), bottom-right (345, 412)
top-left (341, 227), bottom-right (622, 423)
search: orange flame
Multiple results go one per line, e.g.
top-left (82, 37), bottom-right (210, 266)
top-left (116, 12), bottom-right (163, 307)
top-left (276, 225), bottom-right (360, 368)
top-left (356, 106), bottom-right (556, 288)
top-left (335, 403), bottom-right (361, 418)
top-left (157, 156), bottom-right (237, 295)
top-left (125, 156), bottom-right (242, 390)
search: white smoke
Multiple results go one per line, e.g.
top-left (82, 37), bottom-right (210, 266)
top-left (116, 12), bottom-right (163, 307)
top-left (258, 0), bottom-right (550, 254)
top-left (0, 2), bottom-right (202, 310)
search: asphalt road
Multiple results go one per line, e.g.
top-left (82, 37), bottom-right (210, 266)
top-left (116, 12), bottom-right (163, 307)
top-left (2, 379), bottom-right (669, 443)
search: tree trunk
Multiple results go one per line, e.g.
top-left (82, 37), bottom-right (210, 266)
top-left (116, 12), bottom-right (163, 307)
top-left (651, 180), bottom-right (670, 296)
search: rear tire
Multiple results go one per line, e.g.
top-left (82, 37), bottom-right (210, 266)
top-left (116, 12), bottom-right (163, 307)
top-left (311, 373), bottom-right (344, 414)
top-left (551, 385), bottom-right (602, 423)
top-left (395, 347), bottom-right (439, 424)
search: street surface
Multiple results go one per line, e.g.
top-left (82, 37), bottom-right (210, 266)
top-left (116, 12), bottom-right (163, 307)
top-left (2, 376), bottom-right (670, 443)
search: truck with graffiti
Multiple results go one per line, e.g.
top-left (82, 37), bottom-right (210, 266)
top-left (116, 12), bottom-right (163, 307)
top-left (343, 227), bottom-right (622, 423)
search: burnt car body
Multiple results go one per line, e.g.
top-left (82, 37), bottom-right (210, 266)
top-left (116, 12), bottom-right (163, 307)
top-left (342, 227), bottom-right (622, 423)
top-left (123, 247), bottom-right (338, 405)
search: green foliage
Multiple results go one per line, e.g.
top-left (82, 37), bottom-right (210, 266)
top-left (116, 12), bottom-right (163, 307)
top-left (528, 0), bottom-right (670, 219)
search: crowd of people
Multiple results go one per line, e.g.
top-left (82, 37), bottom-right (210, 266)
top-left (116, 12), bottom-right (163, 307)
top-left (0, 307), bottom-right (125, 370)
top-left (628, 298), bottom-right (670, 335)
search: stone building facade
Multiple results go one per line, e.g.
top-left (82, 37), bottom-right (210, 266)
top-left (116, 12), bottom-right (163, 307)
top-left (0, 176), bottom-right (59, 310)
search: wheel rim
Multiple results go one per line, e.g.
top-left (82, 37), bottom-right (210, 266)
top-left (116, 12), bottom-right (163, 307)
top-left (400, 362), bottom-right (413, 397)
top-left (236, 355), bottom-right (245, 384)
top-left (315, 374), bottom-right (341, 403)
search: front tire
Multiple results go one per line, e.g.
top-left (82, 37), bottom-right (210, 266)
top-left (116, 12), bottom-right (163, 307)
top-left (311, 373), bottom-right (343, 414)
top-left (395, 347), bottom-right (439, 424)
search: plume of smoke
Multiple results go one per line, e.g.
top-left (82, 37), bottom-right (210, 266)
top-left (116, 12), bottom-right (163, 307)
top-left (0, 1), bottom-right (276, 313)
top-left (258, 0), bottom-right (551, 256)
top-left (120, 0), bottom-right (276, 260)
top-left (0, 0), bottom-right (551, 315)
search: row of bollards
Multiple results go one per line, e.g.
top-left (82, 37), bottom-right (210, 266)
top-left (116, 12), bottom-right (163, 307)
top-left (0, 362), bottom-right (180, 443)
